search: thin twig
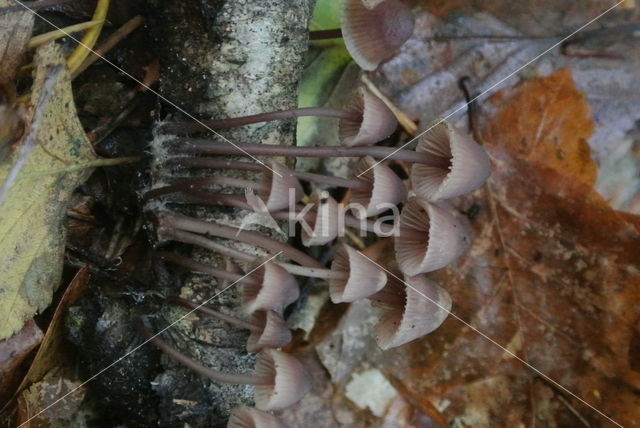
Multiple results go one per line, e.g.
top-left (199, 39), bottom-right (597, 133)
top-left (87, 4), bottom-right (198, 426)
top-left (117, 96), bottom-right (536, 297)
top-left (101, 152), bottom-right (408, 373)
top-left (28, 20), bottom-right (103, 49)
top-left (72, 15), bottom-right (145, 78)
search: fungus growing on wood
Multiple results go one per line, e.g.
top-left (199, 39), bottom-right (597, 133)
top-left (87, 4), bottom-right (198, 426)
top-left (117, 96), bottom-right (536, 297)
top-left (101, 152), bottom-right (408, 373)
top-left (139, 320), bottom-right (311, 410)
top-left (158, 252), bottom-right (299, 313)
top-left (156, 211), bottom-right (324, 269)
top-left (168, 297), bottom-right (292, 351)
top-left (349, 156), bottom-right (407, 218)
top-left (394, 197), bottom-right (471, 275)
top-left (146, 161), bottom-right (303, 212)
top-left (227, 406), bottom-right (288, 428)
top-left (342, 0), bottom-right (415, 70)
top-left (159, 231), bottom-right (386, 304)
top-left (371, 275), bottom-right (451, 349)
top-left (160, 89), bottom-right (396, 146)
top-left (410, 122), bottom-right (491, 201)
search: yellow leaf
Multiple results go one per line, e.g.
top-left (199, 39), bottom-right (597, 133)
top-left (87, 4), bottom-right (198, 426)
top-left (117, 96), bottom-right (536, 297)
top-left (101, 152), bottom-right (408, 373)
top-left (0, 44), bottom-right (96, 340)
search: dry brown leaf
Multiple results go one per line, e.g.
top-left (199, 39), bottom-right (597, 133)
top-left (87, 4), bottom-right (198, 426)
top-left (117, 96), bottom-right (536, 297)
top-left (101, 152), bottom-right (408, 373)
top-left (389, 148), bottom-right (640, 426)
top-left (372, 85), bottom-right (640, 425)
top-left (16, 373), bottom-right (85, 426)
top-left (18, 267), bottom-right (90, 392)
top-left (0, 320), bottom-right (42, 406)
top-left (482, 68), bottom-right (597, 185)
top-left (311, 70), bottom-right (640, 426)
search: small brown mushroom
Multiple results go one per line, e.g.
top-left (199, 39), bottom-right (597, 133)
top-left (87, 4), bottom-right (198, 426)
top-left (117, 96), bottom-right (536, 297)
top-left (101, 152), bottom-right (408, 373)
top-left (168, 297), bottom-right (292, 352)
top-left (300, 191), bottom-right (341, 246)
top-left (243, 261), bottom-right (301, 314)
top-left (156, 188), bottom-right (395, 244)
top-left (158, 252), bottom-right (299, 313)
top-left (253, 349), bottom-right (312, 410)
top-left (227, 406), bottom-right (288, 428)
top-left (411, 121), bottom-right (491, 201)
top-left (160, 90), bottom-right (396, 146)
top-left (342, 0), bottom-right (415, 70)
top-left (339, 88), bottom-right (397, 146)
top-left (350, 156), bottom-right (407, 218)
top-left (157, 212), bottom-right (324, 269)
top-left (139, 321), bottom-right (311, 410)
top-left (329, 245), bottom-right (387, 303)
top-left (371, 275), bottom-right (451, 349)
top-left (394, 197), bottom-right (471, 275)
top-left (161, 231), bottom-right (386, 304)
top-left (146, 161), bottom-right (303, 212)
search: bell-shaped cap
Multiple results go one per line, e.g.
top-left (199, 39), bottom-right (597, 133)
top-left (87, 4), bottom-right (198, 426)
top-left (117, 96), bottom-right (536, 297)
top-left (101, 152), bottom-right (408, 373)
top-left (372, 275), bottom-right (451, 350)
top-left (247, 310), bottom-right (292, 352)
top-left (350, 156), bottom-right (407, 218)
top-left (301, 191), bottom-right (340, 246)
top-left (227, 406), bottom-right (288, 428)
top-left (329, 245), bottom-right (387, 303)
top-left (342, 0), bottom-right (415, 71)
top-left (243, 262), bottom-right (300, 313)
top-left (254, 349), bottom-right (312, 411)
top-left (395, 198), bottom-right (471, 275)
top-left (259, 161), bottom-right (304, 211)
top-left (411, 122), bottom-right (491, 201)
top-left (339, 88), bottom-right (397, 146)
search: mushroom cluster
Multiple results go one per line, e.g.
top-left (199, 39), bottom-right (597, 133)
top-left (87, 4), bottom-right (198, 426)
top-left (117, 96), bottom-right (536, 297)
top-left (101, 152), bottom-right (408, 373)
top-left (146, 1), bottom-right (492, 424)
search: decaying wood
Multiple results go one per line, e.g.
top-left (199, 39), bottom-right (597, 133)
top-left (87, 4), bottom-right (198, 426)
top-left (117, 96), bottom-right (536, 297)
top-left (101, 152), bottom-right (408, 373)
top-left (145, 0), bottom-right (313, 425)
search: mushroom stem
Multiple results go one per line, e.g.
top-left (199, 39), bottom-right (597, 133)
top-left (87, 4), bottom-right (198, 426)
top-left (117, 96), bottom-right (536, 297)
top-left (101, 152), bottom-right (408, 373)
top-left (156, 191), bottom-right (393, 235)
top-left (292, 170), bottom-right (370, 190)
top-left (159, 228), bottom-right (257, 263)
top-left (168, 296), bottom-right (260, 332)
top-left (154, 158), bottom-right (371, 191)
top-left (172, 140), bottom-right (431, 164)
top-left (157, 212), bottom-right (325, 269)
top-left (309, 28), bottom-right (343, 40)
top-left (157, 252), bottom-right (260, 286)
top-left (145, 176), bottom-right (268, 200)
top-left (173, 156), bottom-right (375, 189)
top-left (160, 228), bottom-right (345, 280)
top-left (161, 107), bottom-right (360, 134)
top-left (138, 320), bottom-right (271, 385)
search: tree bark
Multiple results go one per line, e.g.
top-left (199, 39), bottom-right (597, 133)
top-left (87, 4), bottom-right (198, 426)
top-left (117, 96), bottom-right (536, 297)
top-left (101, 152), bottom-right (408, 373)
top-left (146, 0), bottom-right (312, 425)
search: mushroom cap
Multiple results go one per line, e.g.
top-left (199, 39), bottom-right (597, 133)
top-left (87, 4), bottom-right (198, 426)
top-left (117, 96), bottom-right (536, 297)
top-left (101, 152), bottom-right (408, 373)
top-left (394, 198), bottom-right (471, 275)
top-left (372, 275), bottom-right (451, 350)
top-left (342, 0), bottom-right (415, 71)
top-left (301, 191), bottom-right (341, 246)
top-left (339, 88), bottom-right (397, 146)
top-left (329, 245), bottom-right (387, 303)
top-left (243, 262), bottom-right (300, 313)
top-left (261, 161), bottom-right (304, 211)
top-left (227, 406), bottom-right (289, 428)
top-left (411, 122), bottom-right (491, 201)
top-left (350, 156), bottom-right (407, 218)
top-left (247, 311), bottom-right (292, 352)
top-left (254, 349), bottom-right (312, 411)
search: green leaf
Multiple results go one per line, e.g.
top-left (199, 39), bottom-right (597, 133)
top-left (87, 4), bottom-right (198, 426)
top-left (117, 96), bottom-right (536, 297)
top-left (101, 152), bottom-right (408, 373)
top-left (0, 44), bottom-right (96, 340)
top-left (296, 47), bottom-right (352, 154)
top-left (309, 0), bottom-right (341, 30)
